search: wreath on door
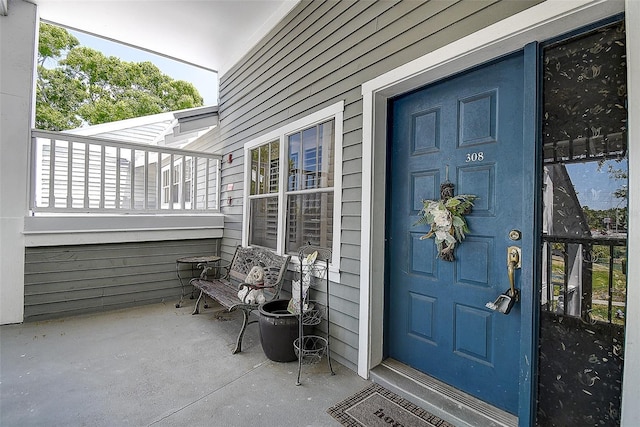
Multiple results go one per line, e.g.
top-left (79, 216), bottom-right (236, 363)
top-left (415, 193), bottom-right (477, 261)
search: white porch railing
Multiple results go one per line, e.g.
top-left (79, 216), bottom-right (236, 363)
top-left (30, 130), bottom-right (222, 214)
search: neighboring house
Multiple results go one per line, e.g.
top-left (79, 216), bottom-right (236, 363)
top-left (2, 1), bottom-right (639, 426)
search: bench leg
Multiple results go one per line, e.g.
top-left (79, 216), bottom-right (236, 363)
top-left (192, 290), bottom-right (204, 315)
top-left (232, 309), bottom-right (250, 354)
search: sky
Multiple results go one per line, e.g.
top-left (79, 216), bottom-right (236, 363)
top-left (566, 159), bottom-right (628, 211)
top-left (69, 29), bottom-right (219, 106)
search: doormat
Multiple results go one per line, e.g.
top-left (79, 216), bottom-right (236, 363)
top-left (327, 383), bottom-right (455, 427)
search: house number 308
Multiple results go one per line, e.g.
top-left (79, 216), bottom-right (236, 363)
top-left (466, 152), bottom-right (484, 162)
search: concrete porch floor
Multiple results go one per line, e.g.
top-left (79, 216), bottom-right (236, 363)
top-left (0, 302), bottom-right (370, 426)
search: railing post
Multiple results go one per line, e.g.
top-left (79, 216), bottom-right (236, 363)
top-left (66, 140), bottom-right (73, 208)
top-left (608, 245), bottom-right (615, 322)
top-left (84, 142), bottom-right (90, 209)
top-left (48, 138), bottom-right (55, 208)
top-left (581, 242), bottom-right (593, 321)
top-left (169, 154), bottom-right (174, 211)
top-left (130, 149), bottom-right (136, 210)
top-left (193, 156), bottom-right (199, 210)
top-left (115, 147), bottom-right (121, 209)
top-left (180, 155), bottom-right (186, 210)
top-left (205, 158), bottom-right (210, 210)
top-left (156, 152), bottom-right (162, 211)
top-left (143, 151), bottom-right (149, 210)
top-left (215, 158), bottom-right (220, 210)
top-left (99, 145), bottom-right (106, 209)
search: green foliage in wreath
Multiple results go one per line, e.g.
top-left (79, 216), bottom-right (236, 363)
top-left (415, 194), bottom-right (478, 261)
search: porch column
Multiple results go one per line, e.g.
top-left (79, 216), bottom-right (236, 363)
top-left (0, 0), bottom-right (37, 324)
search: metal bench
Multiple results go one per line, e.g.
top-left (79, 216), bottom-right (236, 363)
top-left (190, 246), bottom-right (291, 354)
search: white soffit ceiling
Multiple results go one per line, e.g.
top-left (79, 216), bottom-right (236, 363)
top-left (32, 0), bottom-right (298, 75)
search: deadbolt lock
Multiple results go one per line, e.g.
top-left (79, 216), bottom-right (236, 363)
top-left (509, 229), bottom-right (522, 241)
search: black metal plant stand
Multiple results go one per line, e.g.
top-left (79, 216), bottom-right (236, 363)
top-left (294, 244), bottom-right (334, 385)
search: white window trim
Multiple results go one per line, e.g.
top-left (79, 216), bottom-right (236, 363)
top-left (243, 101), bottom-right (344, 283)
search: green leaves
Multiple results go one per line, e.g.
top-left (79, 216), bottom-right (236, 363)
top-left (445, 197), bottom-right (461, 208)
top-left (445, 194), bottom-right (477, 215)
top-left (36, 23), bottom-right (204, 130)
top-left (38, 23), bottom-right (79, 65)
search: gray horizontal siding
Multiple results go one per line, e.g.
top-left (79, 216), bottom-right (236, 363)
top-left (212, 0), bottom-right (542, 370)
top-left (24, 239), bottom-right (221, 321)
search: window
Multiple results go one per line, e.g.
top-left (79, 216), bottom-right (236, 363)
top-left (243, 102), bottom-right (343, 278)
top-left (161, 157), bottom-right (193, 208)
top-left (172, 164), bottom-right (180, 204)
top-left (162, 168), bottom-right (171, 205)
top-left (184, 158), bottom-right (192, 204)
top-left (285, 121), bottom-right (334, 253)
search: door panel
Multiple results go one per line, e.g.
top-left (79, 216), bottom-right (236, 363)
top-left (387, 54), bottom-right (526, 414)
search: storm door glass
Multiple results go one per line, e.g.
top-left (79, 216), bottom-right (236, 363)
top-left (537, 20), bottom-right (627, 426)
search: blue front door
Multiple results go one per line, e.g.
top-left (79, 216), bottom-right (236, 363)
top-left (387, 53), bottom-right (531, 414)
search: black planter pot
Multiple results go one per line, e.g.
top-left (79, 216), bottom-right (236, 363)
top-left (258, 299), bottom-right (299, 362)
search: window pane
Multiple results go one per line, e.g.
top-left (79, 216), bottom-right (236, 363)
top-left (302, 127), bottom-right (318, 189)
top-left (288, 132), bottom-right (301, 191)
top-left (172, 164), bottom-right (180, 204)
top-left (269, 141), bottom-right (280, 193)
top-left (250, 148), bottom-right (259, 195)
top-left (185, 180), bottom-right (191, 203)
top-left (251, 141), bottom-right (279, 196)
top-left (162, 169), bottom-right (170, 203)
top-left (285, 192), bottom-right (333, 253)
top-left (288, 121), bottom-right (334, 192)
top-left (249, 197), bottom-right (278, 250)
top-left (258, 144), bottom-right (269, 194)
top-left (185, 159), bottom-right (192, 203)
top-left (319, 121), bottom-right (334, 188)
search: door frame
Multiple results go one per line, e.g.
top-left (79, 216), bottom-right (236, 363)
top-left (358, 1), bottom-right (637, 426)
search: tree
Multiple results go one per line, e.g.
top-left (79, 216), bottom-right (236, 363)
top-left (36, 23), bottom-right (204, 131)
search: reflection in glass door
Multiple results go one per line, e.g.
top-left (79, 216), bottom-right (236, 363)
top-left (538, 20), bottom-right (627, 426)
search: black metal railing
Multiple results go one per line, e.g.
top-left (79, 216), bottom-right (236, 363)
top-left (541, 235), bottom-right (627, 324)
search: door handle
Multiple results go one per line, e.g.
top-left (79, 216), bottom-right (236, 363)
top-left (486, 246), bottom-right (522, 314)
top-left (507, 246), bottom-right (521, 299)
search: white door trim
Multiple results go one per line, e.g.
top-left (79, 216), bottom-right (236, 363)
top-left (359, 0), bottom-right (638, 425)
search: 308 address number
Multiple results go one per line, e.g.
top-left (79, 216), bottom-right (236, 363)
top-left (465, 152), bottom-right (484, 162)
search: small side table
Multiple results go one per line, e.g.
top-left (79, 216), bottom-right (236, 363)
top-left (175, 255), bottom-right (221, 308)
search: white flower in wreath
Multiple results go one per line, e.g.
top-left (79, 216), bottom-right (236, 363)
top-left (434, 230), bottom-right (450, 242)
top-left (415, 195), bottom-right (478, 261)
top-left (432, 207), bottom-right (451, 228)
